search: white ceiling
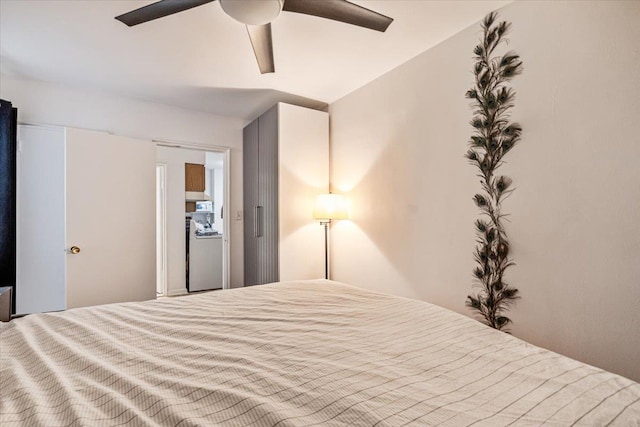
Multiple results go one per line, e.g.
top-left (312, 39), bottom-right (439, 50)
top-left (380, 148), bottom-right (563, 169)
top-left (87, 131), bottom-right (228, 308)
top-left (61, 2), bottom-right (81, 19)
top-left (0, 0), bottom-right (509, 121)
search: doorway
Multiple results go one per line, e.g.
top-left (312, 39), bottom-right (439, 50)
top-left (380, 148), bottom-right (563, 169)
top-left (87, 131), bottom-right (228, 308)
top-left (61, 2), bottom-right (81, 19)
top-left (155, 144), bottom-right (231, 295)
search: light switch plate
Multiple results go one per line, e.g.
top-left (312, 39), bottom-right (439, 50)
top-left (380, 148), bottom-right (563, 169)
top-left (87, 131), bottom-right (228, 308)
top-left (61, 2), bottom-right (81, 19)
top-left (235, 210), bottom-right (243, 221)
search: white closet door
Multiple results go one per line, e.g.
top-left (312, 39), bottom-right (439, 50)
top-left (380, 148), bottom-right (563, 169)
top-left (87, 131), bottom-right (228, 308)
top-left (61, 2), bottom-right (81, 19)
top-left (16, 125), bottom-right (66, 314)
top-left (65, 128), bottom-right (156, 309)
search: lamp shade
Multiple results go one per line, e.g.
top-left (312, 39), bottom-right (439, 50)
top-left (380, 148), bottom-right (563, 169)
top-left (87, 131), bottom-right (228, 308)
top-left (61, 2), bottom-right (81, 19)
top-left (313, 193), bottom-right (348, 221)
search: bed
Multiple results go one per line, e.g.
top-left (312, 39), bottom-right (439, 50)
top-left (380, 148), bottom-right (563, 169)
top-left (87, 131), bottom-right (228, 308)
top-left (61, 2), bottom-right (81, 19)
top-left (1, 280), bottom-right (639, 426)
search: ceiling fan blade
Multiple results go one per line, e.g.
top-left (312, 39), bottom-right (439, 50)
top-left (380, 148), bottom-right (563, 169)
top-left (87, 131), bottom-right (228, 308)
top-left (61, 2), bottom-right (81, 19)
top-left (246, 24), bottom-right (275, 74)
top-left (115, 0), bottom-right (216, 27)
top-left (282, 0), bottom-right (393, 32)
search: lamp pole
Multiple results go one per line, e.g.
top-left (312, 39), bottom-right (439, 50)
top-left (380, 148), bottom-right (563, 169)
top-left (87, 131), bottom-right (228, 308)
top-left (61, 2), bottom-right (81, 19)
top-left (321, 220), bottom-right (330, 279)
top-left (314, 193), bottom-right (348, 280)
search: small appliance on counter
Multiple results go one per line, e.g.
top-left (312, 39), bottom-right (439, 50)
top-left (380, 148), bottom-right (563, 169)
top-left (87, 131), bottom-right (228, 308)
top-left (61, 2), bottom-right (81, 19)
top-left (195, 201), bottom-right (213, 212)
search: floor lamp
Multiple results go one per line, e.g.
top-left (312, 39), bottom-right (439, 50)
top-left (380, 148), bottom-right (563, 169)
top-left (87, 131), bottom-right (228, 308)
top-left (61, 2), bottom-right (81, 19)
top-left (313, 193), bottom-right (348, 280)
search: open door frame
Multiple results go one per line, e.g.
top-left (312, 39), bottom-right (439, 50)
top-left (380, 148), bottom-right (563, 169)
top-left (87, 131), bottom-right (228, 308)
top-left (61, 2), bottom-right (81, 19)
top-left (156, 163), bottom-right (167, 296)
top-left (155, 141), bottom-right (231, 290)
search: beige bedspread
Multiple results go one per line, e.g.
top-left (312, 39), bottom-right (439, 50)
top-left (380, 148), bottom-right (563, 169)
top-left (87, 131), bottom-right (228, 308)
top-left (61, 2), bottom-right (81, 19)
top-left (1, 280), bottom-right (639, 426)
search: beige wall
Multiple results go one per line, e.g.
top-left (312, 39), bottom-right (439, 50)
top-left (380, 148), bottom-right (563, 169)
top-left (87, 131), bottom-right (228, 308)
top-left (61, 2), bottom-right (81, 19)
top-left (278, 103), bottom-right (329, 281)
top-left (1, 75), bottom-right (245, 289)
top-left (329, 1), bottom-right (640, 381)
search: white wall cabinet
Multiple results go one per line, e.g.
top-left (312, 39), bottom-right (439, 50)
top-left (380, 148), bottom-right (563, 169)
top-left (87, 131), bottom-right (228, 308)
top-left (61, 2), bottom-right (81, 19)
top-left (17, 125), bottom-right (156, 314)
top-left (243, 103), bottom-right (328, 285)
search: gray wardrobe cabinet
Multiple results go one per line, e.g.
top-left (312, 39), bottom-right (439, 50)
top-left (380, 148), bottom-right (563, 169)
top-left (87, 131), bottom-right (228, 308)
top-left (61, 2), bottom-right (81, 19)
top-left (243, 105), bottom-right (279, 286)
top-left (243, 103), bottom-right (329, 286)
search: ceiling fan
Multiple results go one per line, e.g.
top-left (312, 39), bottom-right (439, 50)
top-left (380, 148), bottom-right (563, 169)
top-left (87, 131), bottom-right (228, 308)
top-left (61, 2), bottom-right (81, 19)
top-left (115, 0), bottom-right (393, 74)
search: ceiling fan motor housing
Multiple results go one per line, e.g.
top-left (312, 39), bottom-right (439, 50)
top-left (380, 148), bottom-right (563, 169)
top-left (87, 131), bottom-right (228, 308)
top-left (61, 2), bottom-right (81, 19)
top-left (219, 0), bottom-right (284, 25)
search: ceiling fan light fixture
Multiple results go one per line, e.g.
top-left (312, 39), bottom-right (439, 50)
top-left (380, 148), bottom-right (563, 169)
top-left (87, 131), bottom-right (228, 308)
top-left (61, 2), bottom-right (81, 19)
top-left (115, 0), bottom-right (394, 74)
top-left (219, 0), bottom-right (284, 26)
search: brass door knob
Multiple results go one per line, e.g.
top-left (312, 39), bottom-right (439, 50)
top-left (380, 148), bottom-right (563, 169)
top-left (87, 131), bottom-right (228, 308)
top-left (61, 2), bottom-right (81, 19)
top-left (70, 246), bottom-right (81, 254)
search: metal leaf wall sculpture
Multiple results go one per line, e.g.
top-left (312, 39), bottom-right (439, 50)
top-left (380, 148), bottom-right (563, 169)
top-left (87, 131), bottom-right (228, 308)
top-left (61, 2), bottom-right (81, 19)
top-left (465, 12), bottom-right (523, 331)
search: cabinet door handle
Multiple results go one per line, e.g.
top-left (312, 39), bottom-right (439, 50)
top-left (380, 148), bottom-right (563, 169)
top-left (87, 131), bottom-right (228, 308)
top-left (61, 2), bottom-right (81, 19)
top-left (256, 206), bottom-right (263, 237)
top-left (254, 206), bottom-right (259, 238)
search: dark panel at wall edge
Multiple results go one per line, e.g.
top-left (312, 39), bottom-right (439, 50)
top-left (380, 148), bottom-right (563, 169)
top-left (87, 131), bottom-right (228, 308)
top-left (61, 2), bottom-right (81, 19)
top-left (0, 98), bottom-right (17, 313)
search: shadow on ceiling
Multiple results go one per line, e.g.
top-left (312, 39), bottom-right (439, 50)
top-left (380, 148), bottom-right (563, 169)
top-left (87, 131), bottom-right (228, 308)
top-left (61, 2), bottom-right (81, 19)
top-left (149, 86), bottom-right (328, 122)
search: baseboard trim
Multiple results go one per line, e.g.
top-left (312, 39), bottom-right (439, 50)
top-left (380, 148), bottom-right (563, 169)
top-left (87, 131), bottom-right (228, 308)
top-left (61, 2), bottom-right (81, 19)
top-left (166, 288), bottom-right (188, 297)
